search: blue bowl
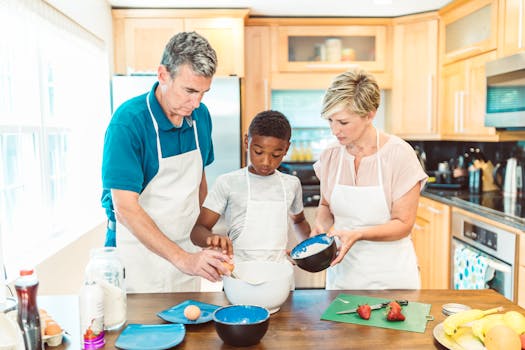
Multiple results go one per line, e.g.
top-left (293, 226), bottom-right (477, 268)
top-left (213, 305), bottom-right (270, 347)
top-left (290, 233), bottom-right (337, 272)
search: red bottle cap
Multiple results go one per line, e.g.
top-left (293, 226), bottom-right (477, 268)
top-left (20, 269), bottom-right (34, 276)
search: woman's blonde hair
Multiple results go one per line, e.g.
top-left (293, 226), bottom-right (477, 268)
top-left (321, 67), bottom-right (380, 119)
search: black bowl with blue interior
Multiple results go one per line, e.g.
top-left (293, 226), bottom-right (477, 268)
top-left (290, 233), bottom-right (337, 272)
top-left (213, 305), bottom-right (270, 347)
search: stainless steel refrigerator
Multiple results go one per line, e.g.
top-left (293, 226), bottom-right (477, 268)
top-left (110, 75), bottom-right (241, 189)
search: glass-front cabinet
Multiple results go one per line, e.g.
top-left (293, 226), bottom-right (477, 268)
top-left (276, 26), bottom-right (387, 72)
top-left (439, 0), bottom-right (498, 65)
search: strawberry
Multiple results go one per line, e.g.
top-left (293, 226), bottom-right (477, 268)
top-left (386, 301), bottom-right (405, 321)
top-left (357, 304), bottom-right (372, 320)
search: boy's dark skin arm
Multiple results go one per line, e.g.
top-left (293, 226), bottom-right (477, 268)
top-left (191, 207), bottom-right (234, 256)
top-left (291, 211), bottom-right (311, 242)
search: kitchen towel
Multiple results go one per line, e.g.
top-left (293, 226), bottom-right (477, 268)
top-left (321, 294), bottom-right (432, 333)
top-left (453, 243), bottom-right (494, 290)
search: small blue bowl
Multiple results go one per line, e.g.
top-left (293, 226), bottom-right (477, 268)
top-left (213, 305), bottom-right (270, 347)
top-left (290, 233), bottom-right (337, 272)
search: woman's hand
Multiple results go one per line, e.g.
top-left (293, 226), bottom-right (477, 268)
top-left (206, 234), bottom-right (233, 257)
top-left (327, 229), bottom-right (363, 266)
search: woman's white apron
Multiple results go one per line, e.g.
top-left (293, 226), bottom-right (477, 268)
top-left (326, 130), bottom-right (420, 290)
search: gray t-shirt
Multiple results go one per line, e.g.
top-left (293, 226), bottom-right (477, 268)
top-left (203, 168), bottom-right (304, 241)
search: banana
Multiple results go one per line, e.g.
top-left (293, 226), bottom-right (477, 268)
top-left (471, 314), bottom-right (505, 342)
top-left (503, 311), bottom-right (525, 335)
top-left (443, 306), bottom-right (503, 336)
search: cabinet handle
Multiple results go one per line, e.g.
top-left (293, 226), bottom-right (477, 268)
top-left (518, 0), bottom-right (525, 49)
top-left (459, 91), bottom-right (465, 133)
top-left (263, 79), bottom-right (269, 110)
top-left (427, 74), bottom-right (434, 132)
top-left (454, 92), bottom-right (459, 133)
top-left (427, 207), bottom-right (442, 215)
top-left (305, 63), bottom-right (359, 69)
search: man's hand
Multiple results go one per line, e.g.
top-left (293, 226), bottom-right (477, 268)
top-left (176, 249), bottom-right (233, 282)
top-left (206, 234), bottom-right (233, 257)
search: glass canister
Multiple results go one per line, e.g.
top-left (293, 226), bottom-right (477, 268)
top-left (85, 247), bottom-right (126, 331)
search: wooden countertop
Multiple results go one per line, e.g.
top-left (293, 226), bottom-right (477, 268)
top-left (40, 289), bottom-right (523, 350)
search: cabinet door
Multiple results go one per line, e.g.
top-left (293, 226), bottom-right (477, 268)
top-left (185, 18), bottom-right (245, 77)
top-left (499, 0), bottom-right (525, 56)
top-left (276, 25), bottom-right (387, 72)
top-left (440, 60), bottom-right (467, 137)
top-left (391, 18), bottom-right (438, 139)
top-left (115, 18), bottom-right (184, 74)
top-left (440, 0), bottom-right (498, 64)
top-left (412, 216), bottom-right (432, 289)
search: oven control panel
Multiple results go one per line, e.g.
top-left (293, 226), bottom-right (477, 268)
top-left (463, 222), bottom-right (497, 250)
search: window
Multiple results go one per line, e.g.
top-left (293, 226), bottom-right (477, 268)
top-left (0, 0), bottom-right (110, 279)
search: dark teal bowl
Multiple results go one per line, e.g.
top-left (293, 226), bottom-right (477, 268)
top-left (290, 233), bottom-right (337, 272)
top-left (213, 305), bottom-right (270, 347)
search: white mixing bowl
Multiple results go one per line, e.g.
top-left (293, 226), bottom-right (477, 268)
top-left (222, 260), bottom-right (293, 313)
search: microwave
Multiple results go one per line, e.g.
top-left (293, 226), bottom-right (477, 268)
top-left (485, 52), bottom-right (525, 130)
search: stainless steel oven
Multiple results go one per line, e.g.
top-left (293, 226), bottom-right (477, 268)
top-left (451, 209), bottom-right (516, 301)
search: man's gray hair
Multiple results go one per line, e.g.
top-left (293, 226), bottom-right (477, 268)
top-left (160, 31), bottom-right (217, 78)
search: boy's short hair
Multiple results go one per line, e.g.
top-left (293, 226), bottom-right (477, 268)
top-left (248, 110), bottom-right (291, 141)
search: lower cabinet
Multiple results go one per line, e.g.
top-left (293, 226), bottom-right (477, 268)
top-left (412, 197), bottom-right (451, 289)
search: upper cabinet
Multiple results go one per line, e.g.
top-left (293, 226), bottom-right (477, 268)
top-left (440, 51), bottom-right (499, 139)
top-left (439, 0), bottom-right (499, 65)
top-left (275, 25), bottom-right (387, 73)
top-left (112, 9), bottom-right (249, 77)
top-left (390, 14), bottom-right (439, 140)
top-left (498, 0), bottom-right (525, 56)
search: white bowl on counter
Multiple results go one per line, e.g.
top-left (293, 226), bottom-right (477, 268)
top-left (222, 261), bottom-right (293, 314)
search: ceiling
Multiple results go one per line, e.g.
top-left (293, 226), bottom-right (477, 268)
top-left (106, 0), bottom-right (453, 17)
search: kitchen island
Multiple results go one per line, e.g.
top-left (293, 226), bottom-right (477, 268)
top-left (42, 289), bottom-right (522, 349)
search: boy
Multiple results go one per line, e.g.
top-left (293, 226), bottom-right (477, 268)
top-left (191, 110), bottom-right (310, 263)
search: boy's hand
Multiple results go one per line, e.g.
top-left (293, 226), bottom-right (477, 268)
top-left (206, 234), bottom-right (234, 257)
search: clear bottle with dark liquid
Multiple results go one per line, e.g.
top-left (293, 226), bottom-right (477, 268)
top-left (15, 269), bottom-right (43, 350)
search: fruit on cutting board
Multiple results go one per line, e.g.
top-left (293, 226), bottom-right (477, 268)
top-left (484, 324), bottom-right (521, 350)
top-left (443, 306), bottom-right (503, 336)
top-left (386, 301), bottom-right (405, 321)
top-left (356, 304), bottom-right (371, 320)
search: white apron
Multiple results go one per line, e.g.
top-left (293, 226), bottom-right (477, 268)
top-left (325, 130), bottom-right (420, 290)
top-left (116, 91), bottom-right (202, 293)
top-left (234, 168), bottom-right (289, 262)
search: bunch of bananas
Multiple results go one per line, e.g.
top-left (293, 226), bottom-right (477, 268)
top-left (443, 307), bottom-right (503, 336)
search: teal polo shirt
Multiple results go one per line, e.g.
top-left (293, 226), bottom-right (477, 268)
top-left (101, 82), bottom-right (214, 246)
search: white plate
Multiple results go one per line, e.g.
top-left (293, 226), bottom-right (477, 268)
top-left (433, 322), bottom-right (485, 350)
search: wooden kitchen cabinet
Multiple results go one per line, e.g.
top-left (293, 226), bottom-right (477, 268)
top-left (412, 197), bottom-right (451, 289)
top-left (390, 14), bottom-right (439, 140)
top-left (498, 0), bottom-right (525, 56)
top-left (112, 9), bottom-right (249, 76)
top-left (275, 25), bottom-right (387, 73)
top-left (440, 50), bottom-right (500, 140)
top-left (439, 0), bottom-right (499, 65)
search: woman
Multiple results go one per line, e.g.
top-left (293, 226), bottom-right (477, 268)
top-left (312, 67), bottom-right (427, 290)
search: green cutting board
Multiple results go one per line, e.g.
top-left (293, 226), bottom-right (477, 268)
top-left (321, 293), bottom-right (433, 333)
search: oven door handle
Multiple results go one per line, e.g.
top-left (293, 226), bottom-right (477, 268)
top-left (486, 259), bottom-right (512, 274)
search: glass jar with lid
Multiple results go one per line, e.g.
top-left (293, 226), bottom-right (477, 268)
top-left (85, 247), bottom-right (126, 331)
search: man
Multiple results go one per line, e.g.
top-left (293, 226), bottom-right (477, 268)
top-left (101, 32), bottom-right (231, 293)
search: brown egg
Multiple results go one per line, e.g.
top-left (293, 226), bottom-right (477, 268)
top-left (222, 261), bottom-right (235, 274)
top-left (45, 321), bottom-right (62, 336)
top-left (484, 324), bottom-right (521, 350)
top-left (183, 305), bottom-right (201, 321)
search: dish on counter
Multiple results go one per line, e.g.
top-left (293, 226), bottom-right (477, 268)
top-left (115, 323), bottom-right (185, 350)
top-left (157, 299), bottom-right (220, 324)
top-left (433, 322), bottom-right (485, 350)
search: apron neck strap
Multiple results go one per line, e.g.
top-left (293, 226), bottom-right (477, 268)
top-left (335, 127), bottom-right (383, 186)
top-left (245, 167), bottom-right (287, 202)
top-left (146, 91), bottom-right (201, 161)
